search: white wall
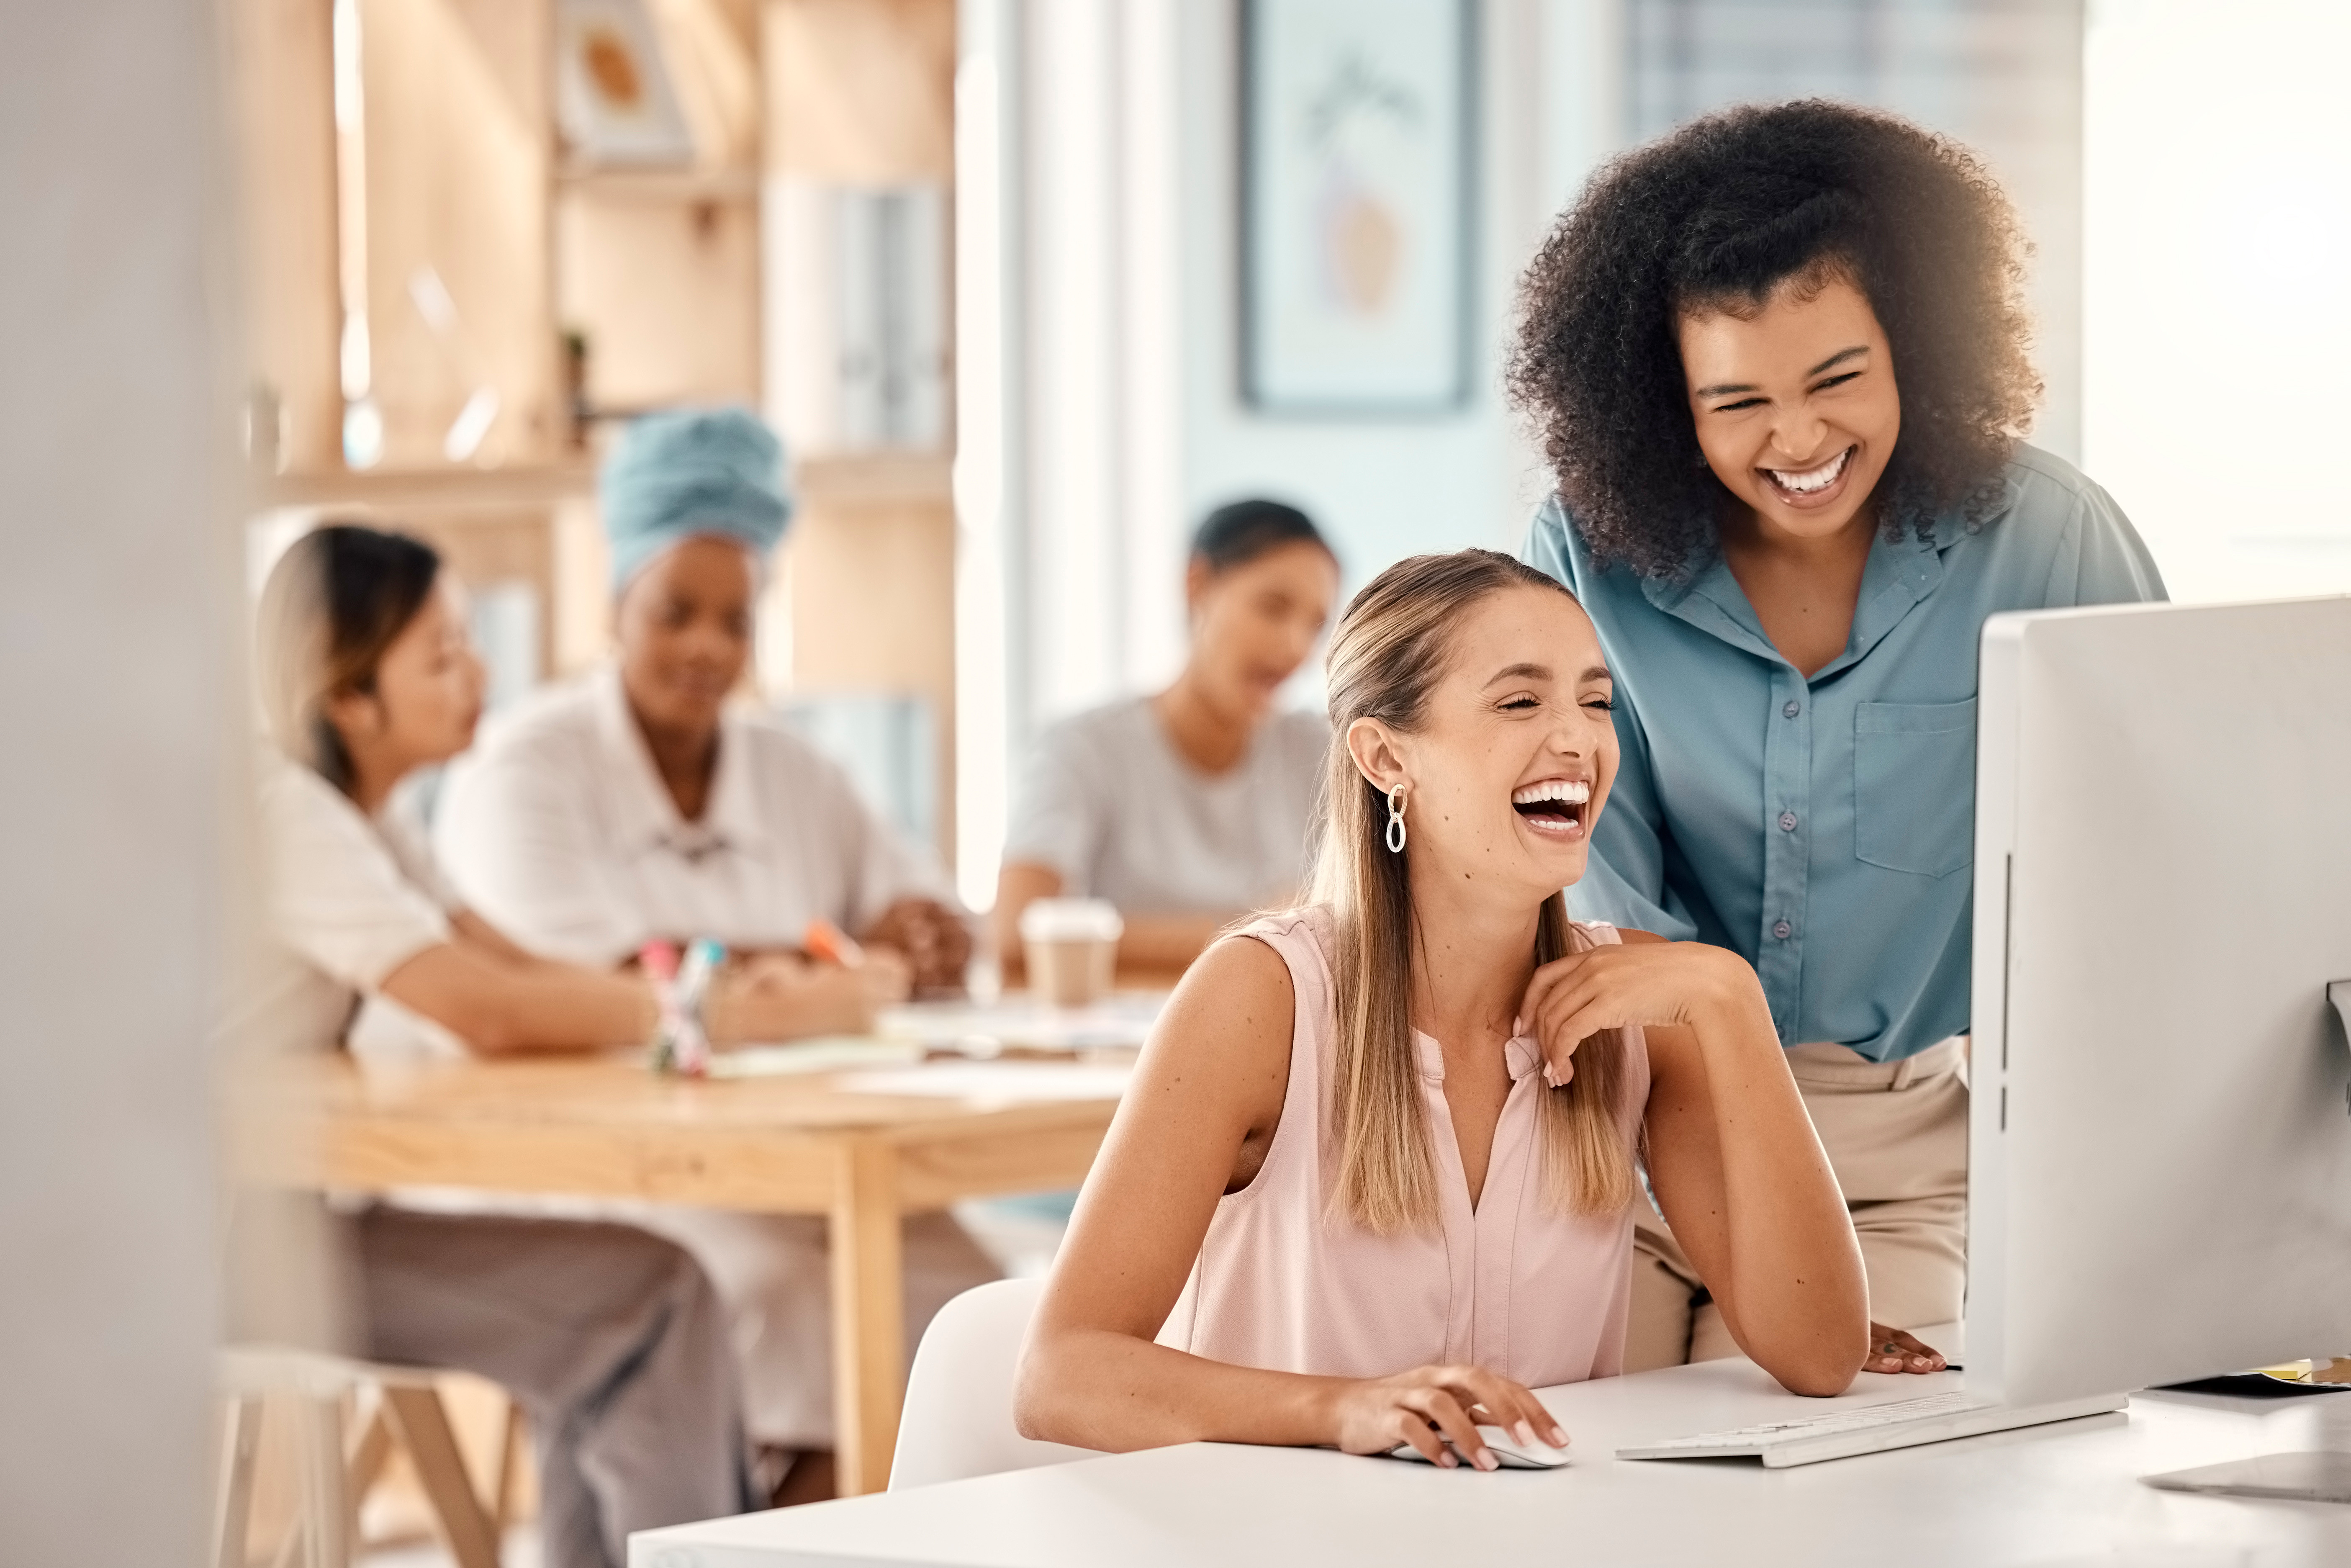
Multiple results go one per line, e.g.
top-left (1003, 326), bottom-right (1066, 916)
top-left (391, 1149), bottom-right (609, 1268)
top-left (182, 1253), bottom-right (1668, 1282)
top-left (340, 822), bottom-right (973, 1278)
top-left (1018, 0), bottom-right (1184, 720)
top-left (955, 0), bottom-right (1622, 905)
top-left (2083, 0), bottom-right (2351, 602)
top-left (1168, 0), bottom-right (1617, 689)
top-left (1020, 0), bottom-right (1637, 719)
top-left (0, 3), bottom-right (232, 1560)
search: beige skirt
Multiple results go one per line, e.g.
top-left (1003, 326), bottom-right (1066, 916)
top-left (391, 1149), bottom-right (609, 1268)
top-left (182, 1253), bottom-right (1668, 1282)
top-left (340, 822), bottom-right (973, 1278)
top-left (1627, 1035), bottom-right (1968, 1369)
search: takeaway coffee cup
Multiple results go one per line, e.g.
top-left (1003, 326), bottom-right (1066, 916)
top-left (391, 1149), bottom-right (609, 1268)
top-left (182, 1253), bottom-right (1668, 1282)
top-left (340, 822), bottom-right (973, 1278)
top-left (1018, 897), bottom-right (1124, 1008)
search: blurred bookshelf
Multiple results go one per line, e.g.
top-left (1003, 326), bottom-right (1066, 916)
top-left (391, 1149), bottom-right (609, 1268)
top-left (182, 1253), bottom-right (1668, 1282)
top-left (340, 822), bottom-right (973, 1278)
top-left (233, 0), bottom-right (962, 859)
top-left (264, 463), bottom-right (597, 512)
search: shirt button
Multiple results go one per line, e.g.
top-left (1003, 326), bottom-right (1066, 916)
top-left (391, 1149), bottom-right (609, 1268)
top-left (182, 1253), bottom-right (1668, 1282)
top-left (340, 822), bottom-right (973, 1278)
top-left (1773, 919), bottom-right (1793, 940)
top-left (1779, 811), bottom-right (1799, 832)
top-left (1783, 699), bottom-right (1801, 718)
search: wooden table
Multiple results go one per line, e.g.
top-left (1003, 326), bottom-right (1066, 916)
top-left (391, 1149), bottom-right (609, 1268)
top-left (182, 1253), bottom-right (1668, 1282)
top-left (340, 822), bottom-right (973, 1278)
top-left (226, 1050), bottom-right (1128, 1495)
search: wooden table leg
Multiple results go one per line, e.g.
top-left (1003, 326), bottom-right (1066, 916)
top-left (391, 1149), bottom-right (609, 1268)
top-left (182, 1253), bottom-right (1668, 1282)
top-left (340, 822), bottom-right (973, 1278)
top-left (829, 1135), bottom-right (906, 1496)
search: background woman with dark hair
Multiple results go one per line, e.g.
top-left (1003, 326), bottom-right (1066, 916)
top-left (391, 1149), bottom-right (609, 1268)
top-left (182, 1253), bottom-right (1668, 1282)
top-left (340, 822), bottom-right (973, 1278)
top-left (995, 498), bottom-right (1341, 979)
top-left (255, 522), bottom-right (838, 1057)
top-left (1510, 100), bottom-right (2165, 1375)
top-left (251, 523), bottom-right (757, 1566)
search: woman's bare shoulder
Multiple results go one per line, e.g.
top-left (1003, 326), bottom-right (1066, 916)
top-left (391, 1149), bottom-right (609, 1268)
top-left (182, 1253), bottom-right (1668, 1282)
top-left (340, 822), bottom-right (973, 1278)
top-left (1131, 926), bottom-right (1298, 1124)
top-left (1154, 927), bottom-right (1295, 1054)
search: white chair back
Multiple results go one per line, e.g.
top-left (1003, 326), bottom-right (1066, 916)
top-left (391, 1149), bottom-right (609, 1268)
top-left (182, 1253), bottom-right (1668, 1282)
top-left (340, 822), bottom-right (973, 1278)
top-left (890, 1276), bottom-right (1094, 1490)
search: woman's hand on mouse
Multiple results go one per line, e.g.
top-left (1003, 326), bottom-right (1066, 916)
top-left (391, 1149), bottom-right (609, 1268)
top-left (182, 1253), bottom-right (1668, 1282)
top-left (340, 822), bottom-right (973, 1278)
top-left (1321, 1365), bottom-right (1567, 1470)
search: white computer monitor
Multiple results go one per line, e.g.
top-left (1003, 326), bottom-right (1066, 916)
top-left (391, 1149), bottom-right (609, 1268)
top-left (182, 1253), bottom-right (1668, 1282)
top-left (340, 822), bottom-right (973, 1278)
top-left (1967, 596), bottom-right (2351, 1405)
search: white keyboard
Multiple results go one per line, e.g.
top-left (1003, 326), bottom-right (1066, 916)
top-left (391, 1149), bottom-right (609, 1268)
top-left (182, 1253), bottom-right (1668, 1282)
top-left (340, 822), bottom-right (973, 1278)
top-left (1616, 1388), bottom-right (2129, 1468)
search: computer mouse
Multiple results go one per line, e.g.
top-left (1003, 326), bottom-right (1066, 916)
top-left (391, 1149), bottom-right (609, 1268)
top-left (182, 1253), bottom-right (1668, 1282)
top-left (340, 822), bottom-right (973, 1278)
top-left (1386, 1424), bottom-right (1572, 1470)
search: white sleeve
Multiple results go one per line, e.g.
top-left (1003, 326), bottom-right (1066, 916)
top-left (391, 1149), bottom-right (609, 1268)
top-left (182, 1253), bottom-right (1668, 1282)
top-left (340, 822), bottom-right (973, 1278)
top-left (1001, 717), bottom-right (1105, 893)
top-left (261, 766), bottom-right (451, 992)
top-left (434, 735), bottom-right (641, 969)
top-left (380, 787), bottom-right (466, 911)
top-left (820, 753), bottom-right (961, 931)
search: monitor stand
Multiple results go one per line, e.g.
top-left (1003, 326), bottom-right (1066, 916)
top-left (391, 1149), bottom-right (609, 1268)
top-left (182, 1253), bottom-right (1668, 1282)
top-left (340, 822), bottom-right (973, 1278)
top-left (2144, 990), bottom-right (2351, 1505)
top-left (2143, 1451), bottom-right (2351, 1504)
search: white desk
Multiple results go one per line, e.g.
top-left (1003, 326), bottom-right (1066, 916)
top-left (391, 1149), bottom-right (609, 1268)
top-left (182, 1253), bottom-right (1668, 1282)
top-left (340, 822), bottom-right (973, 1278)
top-left (631, 1350), bottom-right (2351, 1567)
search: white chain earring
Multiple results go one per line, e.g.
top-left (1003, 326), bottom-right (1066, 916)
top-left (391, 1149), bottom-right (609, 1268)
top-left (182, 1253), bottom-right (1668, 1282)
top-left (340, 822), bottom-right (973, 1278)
top-left (1385, 784), bottom-right (1408, 853)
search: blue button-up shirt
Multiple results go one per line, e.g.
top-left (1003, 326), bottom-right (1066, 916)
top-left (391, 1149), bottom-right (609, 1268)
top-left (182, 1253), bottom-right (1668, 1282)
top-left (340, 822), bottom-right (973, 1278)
top-left (1522, 445), bottom-right (2166, 1062)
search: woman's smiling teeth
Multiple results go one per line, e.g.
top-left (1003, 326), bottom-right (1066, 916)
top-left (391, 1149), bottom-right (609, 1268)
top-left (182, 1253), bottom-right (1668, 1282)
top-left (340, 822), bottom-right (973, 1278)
top-left (1761, 445), bottom-right (1852, 498)
top-left (1511, 778), bottom-right (1590, 838)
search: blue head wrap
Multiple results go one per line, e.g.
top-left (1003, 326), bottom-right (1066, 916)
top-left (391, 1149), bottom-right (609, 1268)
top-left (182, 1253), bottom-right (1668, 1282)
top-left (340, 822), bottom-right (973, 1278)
top-left (601, 406), bottom-right (792, 590)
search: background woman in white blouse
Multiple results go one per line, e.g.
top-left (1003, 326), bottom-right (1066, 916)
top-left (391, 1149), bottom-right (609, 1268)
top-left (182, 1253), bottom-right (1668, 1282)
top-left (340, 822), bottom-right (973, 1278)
top-left (994, 499), bottom-right (1341, 980)
top-left (435, 406), bottom-right (994, 1502)
top-left (437, 407), bottom-right (969, 1002)
top-left (251, 522), bottom-right (777, 1565)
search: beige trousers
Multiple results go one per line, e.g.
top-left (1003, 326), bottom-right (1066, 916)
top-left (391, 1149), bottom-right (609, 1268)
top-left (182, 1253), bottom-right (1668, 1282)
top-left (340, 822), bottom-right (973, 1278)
top-left (1626, 1036), bottom-right (1969, 1370)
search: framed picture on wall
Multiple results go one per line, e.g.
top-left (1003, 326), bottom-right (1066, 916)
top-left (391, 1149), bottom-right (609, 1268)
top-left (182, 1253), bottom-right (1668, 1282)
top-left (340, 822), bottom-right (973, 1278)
top-left (555, 0), bottom-right (696, 167)
top-left (1241, 0), bottom-right (1475, 415)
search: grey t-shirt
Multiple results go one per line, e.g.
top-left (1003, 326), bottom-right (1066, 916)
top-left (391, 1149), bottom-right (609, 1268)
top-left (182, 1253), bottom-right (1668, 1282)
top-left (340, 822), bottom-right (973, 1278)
top-left (1003, 697), bottom-right (1330, 914)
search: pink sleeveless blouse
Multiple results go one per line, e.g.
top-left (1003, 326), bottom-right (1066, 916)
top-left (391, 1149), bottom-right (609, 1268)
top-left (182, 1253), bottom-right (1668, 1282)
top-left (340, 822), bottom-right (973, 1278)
top-left (1156, 907), bottom-right (1652, 1388)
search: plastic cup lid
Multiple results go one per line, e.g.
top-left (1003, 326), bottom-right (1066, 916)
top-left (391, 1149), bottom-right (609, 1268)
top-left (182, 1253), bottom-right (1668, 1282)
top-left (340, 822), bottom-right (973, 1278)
top-left (1018, 897), bottom-right (1125, 942)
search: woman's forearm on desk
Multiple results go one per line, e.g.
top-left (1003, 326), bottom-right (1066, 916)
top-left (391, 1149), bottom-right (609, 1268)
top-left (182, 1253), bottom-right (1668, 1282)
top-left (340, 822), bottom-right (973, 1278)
top-left (1698, 1004), bottom-right (1867, 1393)
top-left (385, 936), bottom-right (909, 1052)
top-left (1017, 1329), bottom-right (1339, 1451)
top-left (1524, 932), bottom-right (1865, 1395)
top-left (1646, 951), bottom-right (1868, 1395)
top-left (1018, 1328), bottom-right (1562, 1465)
top-left (380, 943), bottom-right (655, 1054)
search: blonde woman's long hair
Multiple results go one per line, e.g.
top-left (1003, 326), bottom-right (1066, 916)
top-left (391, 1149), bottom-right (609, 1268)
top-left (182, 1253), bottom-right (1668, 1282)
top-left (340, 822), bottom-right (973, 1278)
top-left (1311, 549), bottom-right (1637, 1233)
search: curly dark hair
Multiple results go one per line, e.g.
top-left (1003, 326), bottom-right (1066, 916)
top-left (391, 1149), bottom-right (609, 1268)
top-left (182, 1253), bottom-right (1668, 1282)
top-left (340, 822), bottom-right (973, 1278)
top-left (1507, 99), bottom-right (2042, 580)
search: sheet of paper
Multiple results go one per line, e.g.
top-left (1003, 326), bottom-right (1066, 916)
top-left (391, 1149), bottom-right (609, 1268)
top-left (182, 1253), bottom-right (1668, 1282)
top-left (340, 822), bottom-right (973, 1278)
top-left (835, 1061), bottom-right (1133, 1103)
top-left (708, 1039), bottom-right (925, 1078)
top-left (877, 993), bottom-right (1169, 1053)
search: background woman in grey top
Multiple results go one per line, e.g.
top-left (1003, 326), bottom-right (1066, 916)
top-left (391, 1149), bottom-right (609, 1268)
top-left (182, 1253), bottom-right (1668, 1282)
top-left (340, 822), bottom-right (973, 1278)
top-left (996, 500), bottom-right (1340, 978)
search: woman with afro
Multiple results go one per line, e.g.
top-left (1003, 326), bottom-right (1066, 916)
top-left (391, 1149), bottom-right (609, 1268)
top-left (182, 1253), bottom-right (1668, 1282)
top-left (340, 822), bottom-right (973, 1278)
top-left (1511, 100), bottom-right (2163, 1378)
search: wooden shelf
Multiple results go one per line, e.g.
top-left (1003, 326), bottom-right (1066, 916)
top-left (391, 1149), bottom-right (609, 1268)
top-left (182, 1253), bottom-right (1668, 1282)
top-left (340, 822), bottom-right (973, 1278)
top-left (555, 164), bottom-right (761, 202)
top-left (796, 451), bottom-right (953, 504)
top-left (264, 452), bottom-right (948, 513)
top-left (266, 462), bottom-right (596, 512)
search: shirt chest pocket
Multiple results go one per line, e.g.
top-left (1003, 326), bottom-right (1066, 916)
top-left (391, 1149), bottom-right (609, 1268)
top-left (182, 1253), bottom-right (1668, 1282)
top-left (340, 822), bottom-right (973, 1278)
top-left (1853, 699), bottom-right (1976, 879)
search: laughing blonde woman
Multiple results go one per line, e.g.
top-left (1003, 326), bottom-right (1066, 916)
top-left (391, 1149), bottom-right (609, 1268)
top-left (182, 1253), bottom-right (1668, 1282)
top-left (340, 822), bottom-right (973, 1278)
top-left (1016, 550), bottom-right (1867, 1468)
